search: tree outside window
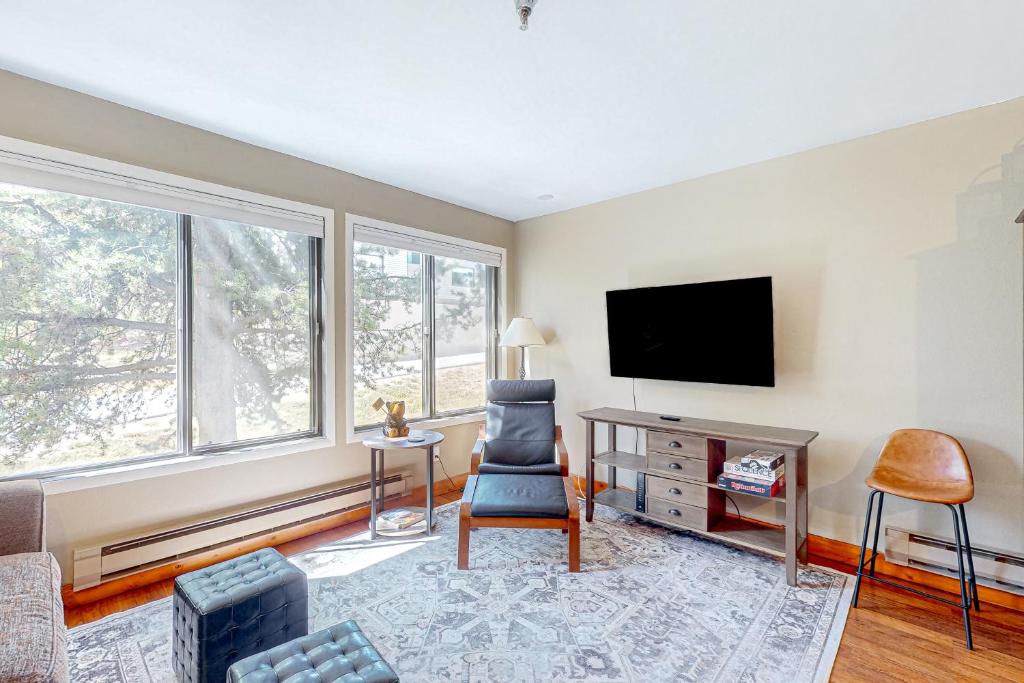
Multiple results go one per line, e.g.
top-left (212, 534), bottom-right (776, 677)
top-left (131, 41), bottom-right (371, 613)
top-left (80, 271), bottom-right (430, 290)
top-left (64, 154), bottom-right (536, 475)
top-left (0, 182), bottom-right (320, 477)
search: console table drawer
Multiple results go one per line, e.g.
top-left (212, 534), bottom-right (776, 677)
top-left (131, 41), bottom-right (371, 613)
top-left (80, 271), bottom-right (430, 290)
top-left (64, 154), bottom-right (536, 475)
top-left (648, 452), bottom-right (709, 482)
top-left (647, 475), bottom-right (707, 508)
top-left (647, 431), bottom-right (706, 458)
top-left (646, 497), bottom-right (709, 531)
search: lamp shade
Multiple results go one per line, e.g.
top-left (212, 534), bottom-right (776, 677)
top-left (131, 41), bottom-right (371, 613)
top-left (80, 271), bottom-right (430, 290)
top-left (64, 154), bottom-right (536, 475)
top-left (500, 317), bottom-right (546, 347)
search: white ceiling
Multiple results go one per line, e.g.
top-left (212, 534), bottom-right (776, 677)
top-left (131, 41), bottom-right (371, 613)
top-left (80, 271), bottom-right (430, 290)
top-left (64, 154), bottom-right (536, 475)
top-left (1, 1), bottom-right (1022, 221)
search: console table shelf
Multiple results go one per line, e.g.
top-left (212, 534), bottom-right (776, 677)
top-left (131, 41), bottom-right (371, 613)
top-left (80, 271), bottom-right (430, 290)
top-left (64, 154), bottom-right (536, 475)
top-left (594, 487), bottom-right (787, 556)
top-left (593, 451), bottom-right (646, 470)
top-left (580, 407), bottom-right (817, 586)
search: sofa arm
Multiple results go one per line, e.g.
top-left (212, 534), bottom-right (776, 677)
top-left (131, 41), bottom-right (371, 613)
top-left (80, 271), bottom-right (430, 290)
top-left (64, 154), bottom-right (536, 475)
top-left (0, 479), bottom-right (45, 555)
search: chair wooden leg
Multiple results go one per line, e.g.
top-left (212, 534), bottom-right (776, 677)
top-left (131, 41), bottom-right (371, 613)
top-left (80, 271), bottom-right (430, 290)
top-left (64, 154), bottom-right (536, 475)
top-left (562, 475), bottom-right (581, 572)
top-left (458, 512), bottom-right (470, 570)
top-left (458, 475), bottom-right (478, 571)
top-left (568, 519), bottom-right (580, 572)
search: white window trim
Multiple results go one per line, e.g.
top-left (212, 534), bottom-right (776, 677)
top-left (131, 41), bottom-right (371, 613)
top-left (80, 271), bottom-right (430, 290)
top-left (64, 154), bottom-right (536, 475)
top-left (0, 135), bottom-right (337, 491)
top-left (42, 436), bottom-right (335, 495)
top-left (345, 213), bottom-right (506, 444)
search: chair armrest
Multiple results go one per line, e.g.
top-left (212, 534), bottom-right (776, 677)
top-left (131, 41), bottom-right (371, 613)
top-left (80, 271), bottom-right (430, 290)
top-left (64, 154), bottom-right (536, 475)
top-left (471, 439), bottom-right (485, 475)
top-left (0, 479), bottom-right (45, 555)
top-left (562, 476), bottom-right (580, 521)
top-left (555, 426), bottom-right (569, 477)
top-left (461, 475), bottom-right (479, 517)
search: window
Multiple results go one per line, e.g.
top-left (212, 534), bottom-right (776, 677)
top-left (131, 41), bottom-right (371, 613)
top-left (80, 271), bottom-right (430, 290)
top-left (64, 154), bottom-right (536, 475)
top-left (349, 217), bottom-right (502, 431)
top-left (190, 216), bottom-right (319, 446)
top-left (0, 146), bottom-right (329, 479)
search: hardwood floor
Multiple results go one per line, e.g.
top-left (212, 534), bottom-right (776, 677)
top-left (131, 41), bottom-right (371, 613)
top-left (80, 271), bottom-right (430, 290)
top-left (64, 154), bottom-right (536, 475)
top-left (823, 562), bottom-right (1024, 682)
top-left (63, 487), bottom-right (466, 629)
top-left (64, 487), bottom-right (1024, 681)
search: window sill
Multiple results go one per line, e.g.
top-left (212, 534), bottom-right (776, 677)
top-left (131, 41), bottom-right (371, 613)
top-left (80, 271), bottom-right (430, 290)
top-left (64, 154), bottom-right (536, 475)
top-left (41, 435), bottom-right (335, 495)
top-left (347, 411), bottom-right (485, 444)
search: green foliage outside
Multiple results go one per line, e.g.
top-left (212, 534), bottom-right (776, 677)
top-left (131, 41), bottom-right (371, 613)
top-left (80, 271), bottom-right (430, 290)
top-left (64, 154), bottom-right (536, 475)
top-left (0, 183), bottom-right (311, 475)
top-left (0, 185), bottom-right (489, 476)
top-left (352, 243), bottom-right (488, 428)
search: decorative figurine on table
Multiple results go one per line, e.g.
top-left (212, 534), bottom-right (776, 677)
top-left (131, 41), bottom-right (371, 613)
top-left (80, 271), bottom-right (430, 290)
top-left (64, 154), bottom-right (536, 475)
top-left (373, 397), bottom-right (410, 438)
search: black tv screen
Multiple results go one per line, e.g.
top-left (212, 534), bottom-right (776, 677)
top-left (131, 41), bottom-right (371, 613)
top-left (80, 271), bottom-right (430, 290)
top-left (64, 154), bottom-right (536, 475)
top-left (606, 276), bottom-right (774, 387)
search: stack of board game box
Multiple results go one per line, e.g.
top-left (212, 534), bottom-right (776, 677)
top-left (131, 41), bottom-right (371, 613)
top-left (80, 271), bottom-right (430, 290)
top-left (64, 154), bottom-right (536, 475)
top-left (717, 450), bottom-right (785, 497)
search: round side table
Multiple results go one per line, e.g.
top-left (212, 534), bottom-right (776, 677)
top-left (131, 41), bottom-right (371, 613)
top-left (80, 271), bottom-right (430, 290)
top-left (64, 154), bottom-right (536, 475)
top-left (362, 429), bottom-right (445, 539)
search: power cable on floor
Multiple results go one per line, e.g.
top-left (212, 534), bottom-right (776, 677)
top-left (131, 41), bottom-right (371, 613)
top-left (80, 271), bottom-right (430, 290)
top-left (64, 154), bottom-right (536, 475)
top-left (434, 452), bottom-right (460, 492)
top-left (725, 494), bottom-right (742, 520)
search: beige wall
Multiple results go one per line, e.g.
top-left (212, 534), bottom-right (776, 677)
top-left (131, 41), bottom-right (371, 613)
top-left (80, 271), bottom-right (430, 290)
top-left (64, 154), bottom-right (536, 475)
top-left (3, 66), bottom-right (1021, 574)
top-left (514, 99), bottom-right (1024, 554)
top-left (0, 70), bottom-right (514, 574)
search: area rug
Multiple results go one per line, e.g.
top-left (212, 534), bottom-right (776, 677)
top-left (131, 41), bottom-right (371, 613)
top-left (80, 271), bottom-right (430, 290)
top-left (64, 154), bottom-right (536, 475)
top-left (68, 501), bottom-right (851, 682)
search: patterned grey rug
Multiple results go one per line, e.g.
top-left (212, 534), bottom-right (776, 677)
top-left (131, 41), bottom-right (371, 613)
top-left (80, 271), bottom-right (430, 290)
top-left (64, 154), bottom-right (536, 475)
top-left (69, 502), bottom-right (851, 682)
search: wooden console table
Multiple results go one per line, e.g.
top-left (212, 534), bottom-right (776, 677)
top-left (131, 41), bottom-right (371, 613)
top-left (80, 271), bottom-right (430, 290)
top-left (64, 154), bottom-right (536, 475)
top-left (579, 407), bottom-right (818, 586)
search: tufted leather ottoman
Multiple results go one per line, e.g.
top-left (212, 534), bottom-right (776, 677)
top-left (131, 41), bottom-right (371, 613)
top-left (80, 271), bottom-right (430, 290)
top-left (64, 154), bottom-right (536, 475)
top-left (172, 548), bottom-right (308, 683)
top-left (227, 620), bottom-right (399, 683)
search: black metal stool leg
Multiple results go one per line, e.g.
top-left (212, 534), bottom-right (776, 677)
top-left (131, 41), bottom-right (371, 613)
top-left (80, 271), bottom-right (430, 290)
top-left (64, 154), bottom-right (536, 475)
top-left (851, 489), bottom-right (878, 608)
top-left (958, 503), bottom-right (980, 613)
top-left (949, 504), bottom-right (973, 650)
top-left (869, 492), bottom-right (885, 577)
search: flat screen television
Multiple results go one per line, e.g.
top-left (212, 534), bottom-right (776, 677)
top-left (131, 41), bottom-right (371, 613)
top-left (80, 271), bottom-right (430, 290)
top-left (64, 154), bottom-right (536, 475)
top-left (606, 276), bottom-right (774, 387)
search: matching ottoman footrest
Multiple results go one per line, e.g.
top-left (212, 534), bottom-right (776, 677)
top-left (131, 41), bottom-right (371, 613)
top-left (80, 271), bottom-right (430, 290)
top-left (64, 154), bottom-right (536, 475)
top-left (172, 548), bottom-right (308, 683)
top-left (227, 620), bottom-right (399, 683)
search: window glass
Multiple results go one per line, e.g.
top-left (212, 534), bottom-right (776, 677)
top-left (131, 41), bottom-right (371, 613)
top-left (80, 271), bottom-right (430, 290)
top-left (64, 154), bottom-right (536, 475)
top-left (352, 241), bottom-right (425, 427)
top-left (191, 216), bottom-right (314, 445)
top-left (434, 256), bottom-right (488, 413)
top-left (0, 183), bottom-right (178, 475)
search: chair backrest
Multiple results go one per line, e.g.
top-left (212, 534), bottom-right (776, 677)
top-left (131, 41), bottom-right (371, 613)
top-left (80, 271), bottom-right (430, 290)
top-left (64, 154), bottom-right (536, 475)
top-left (876, 429), bottom-right (973, 487)
top-left (484, 379), bottom-right (556, 466)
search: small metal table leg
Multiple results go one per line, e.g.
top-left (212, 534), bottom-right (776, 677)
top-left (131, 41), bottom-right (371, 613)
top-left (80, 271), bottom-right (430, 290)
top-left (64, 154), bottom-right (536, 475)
top-left (426, 446), bottom-right (435, 537)
top-left (369, 448), bottom-right (378, 540)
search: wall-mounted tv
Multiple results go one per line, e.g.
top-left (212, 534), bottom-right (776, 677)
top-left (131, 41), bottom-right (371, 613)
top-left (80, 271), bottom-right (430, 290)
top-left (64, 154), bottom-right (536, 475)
top-left (606, 276), bottom-right (775, 387)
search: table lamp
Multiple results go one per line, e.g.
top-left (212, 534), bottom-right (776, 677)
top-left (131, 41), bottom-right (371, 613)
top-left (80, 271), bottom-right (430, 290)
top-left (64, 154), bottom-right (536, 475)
top-left (500, 317), bottom-right (546, 379)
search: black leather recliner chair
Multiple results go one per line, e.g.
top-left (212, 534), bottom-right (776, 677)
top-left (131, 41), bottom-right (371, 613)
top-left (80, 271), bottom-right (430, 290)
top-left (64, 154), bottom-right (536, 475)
top-left (458, 379), bottom-right (580, 572)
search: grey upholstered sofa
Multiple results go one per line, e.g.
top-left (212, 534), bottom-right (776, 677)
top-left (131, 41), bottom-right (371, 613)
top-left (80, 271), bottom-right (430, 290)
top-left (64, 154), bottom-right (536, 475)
top-left (0, 479), bottom-right (69, 682)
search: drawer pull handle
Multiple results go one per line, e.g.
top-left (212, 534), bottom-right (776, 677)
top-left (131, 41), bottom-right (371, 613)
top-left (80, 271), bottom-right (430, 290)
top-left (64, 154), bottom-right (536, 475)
top-left (668, 462), bottom-right (682, 470)
top-left (669, 508), bottom-right (682, 516)
top-left (668, 441), bottom-right (682, 448)
top-left (668, 487), bottom-right (681, 495)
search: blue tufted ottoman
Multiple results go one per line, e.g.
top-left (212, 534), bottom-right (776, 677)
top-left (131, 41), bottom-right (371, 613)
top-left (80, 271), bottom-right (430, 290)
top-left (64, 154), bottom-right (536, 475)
top-left (172, 548), bottom-right (308, 683)
top-left (227, 620), bottom-right (398, 683)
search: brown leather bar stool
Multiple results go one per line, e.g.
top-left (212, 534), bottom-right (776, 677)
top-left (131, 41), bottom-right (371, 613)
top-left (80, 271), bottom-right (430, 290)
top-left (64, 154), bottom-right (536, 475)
top-left (851, 429), bottom-right (980, 649)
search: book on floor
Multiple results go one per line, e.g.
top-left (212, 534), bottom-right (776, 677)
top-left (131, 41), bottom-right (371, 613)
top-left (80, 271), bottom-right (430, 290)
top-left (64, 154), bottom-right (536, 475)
top-left (717, 473), bottom-right (785, 497)
top-left (723, 455), bottom-right (784, 482)
top-left (378, 508), bottom-right (424, 529)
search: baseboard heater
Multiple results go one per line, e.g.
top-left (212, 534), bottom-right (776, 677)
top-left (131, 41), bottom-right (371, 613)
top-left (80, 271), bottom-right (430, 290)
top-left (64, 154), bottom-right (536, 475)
top-left (73, 469), bottom-right (411, 591)
top-left (885, 526), bottom-right (1024, 596)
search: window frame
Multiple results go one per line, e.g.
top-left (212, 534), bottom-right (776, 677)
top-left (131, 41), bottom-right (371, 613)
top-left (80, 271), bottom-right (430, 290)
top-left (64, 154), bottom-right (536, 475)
top-left (0, 135), bottom-right (336, 485)
top-left (345, 214), bottom-right (506, 442)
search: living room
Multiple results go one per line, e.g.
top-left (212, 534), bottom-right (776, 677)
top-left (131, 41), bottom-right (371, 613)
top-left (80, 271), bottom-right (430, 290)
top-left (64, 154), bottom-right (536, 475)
top-left (0, 2), bottom-right (1022, 682)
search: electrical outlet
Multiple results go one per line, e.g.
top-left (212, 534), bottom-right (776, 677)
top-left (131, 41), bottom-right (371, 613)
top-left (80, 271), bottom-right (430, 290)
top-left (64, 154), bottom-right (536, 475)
top-left (433, 448), bottom-right (442, 461)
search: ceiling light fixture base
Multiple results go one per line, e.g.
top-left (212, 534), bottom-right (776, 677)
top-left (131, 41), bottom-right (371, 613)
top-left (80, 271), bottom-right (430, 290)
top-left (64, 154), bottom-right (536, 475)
top-left (515, 0), bottom-right (538, 31)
